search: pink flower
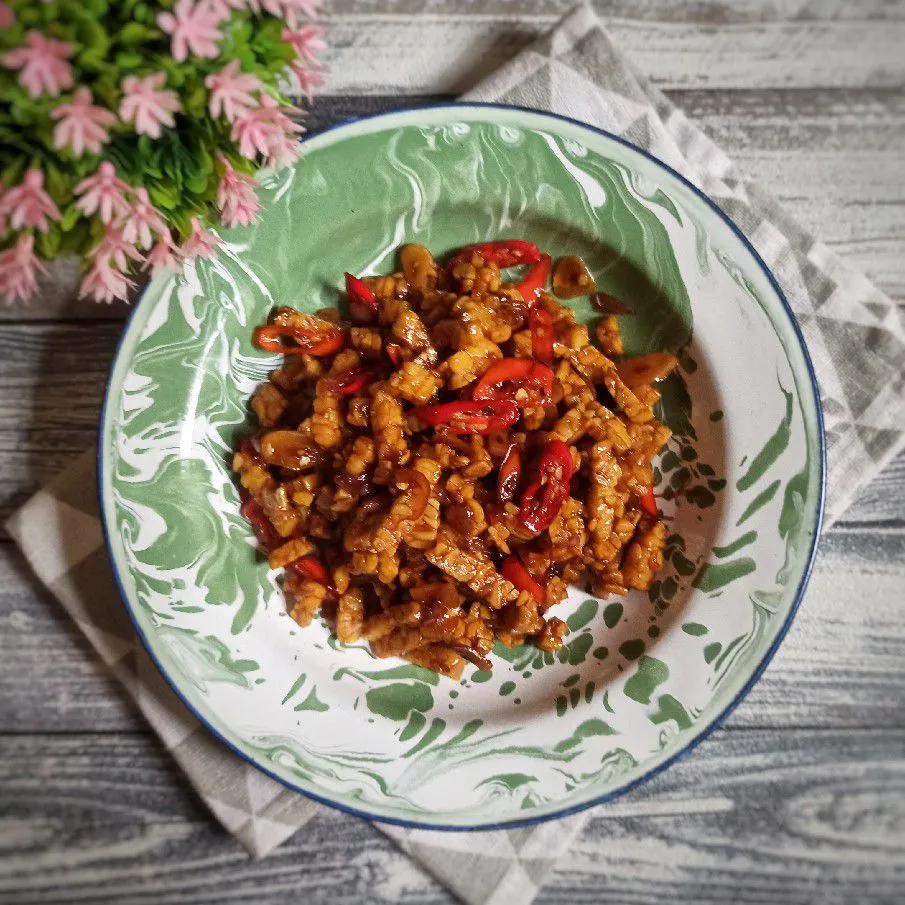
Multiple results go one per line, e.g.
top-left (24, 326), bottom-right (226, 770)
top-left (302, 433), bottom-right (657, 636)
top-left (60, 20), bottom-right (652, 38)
top-left (0, 169), bottom-right (61, 233)
top-left (158, 0), bottom-right (223, 63)
top-left (50, 87), bottom-right (117, 157)
top-left (289, 60), bottom-right (326, 102)
top-left (119, 188), bottom-right (166, 250)
top-left (79, 258), bottom-right (135, 304)
top-left (230, 96), bottom-right (303, 168)
top-left (119, 73), bottom-right (181, 139)
top-left (143, 232), bottom-right (182, 275)
top-left (282, 25), bottom-right (325, 63)
top-left (205, 60), bottom-right (262, 122)
top-left (2, 31), bottom-right (74, 98)
top-left (0, 3), bottom-right (15, 29)
top-left (217, 158), bottom-right (260, 227)
top-left (74, 161), bottom-right (131, 224)
top-left (92, 224), bottom-right (144, 272)
top-left (0, 234), bottom-right (48, 304)
top-left (181, 217), bottom-right (220, 260)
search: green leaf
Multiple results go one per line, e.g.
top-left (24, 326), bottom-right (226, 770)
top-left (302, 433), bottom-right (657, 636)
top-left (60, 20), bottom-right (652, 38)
top-left (149, 182), bottom-right (180, 210)
top-left (117, 22), bottom-right (160, 45)
top-left (37, 227), bottom-right (62, 259)
top-left (115, 50), bottom-right (145, 70)
top-left (59, 204), bottom-right (82, 232)
top-left (184, 83), bottom-right (208, 120)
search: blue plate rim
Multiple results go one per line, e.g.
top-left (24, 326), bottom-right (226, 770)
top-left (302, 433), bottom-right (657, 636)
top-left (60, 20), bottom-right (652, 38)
top-left (97, 100), bottom-right (827, 832)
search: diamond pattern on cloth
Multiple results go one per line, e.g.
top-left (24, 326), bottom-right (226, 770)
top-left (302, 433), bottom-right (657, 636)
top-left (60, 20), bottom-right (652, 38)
top-left (6, 5), bottom-right (905, 905)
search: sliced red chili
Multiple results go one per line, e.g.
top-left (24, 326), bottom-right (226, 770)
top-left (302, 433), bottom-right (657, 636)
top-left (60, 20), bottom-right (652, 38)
top-left (456, 240), bottom-right (541, 268)
top-left (385, 343), bottom-right (404, 366)
top-left (321, 367), bottom-right (374, 395)
top-left (413, 399), bottom-right (519, 435)
top-left (516, 253), bottom-right (552, 301)
top-left (288, 556), bottom-right (338, 596)
top-left (239, 489), bottom-right (281, 552)
top-left (306, 329), bottom-right (346, 357)
top-left (472, 358), bottom-right (554, 408)
top-left (254, 323), bottom-right (346, 357)
top-left (345, 272), bottom-right (378, 323)
top-left (529, 306), bottom-right (554, 366)
top-left (500, 556), bottom-right (544, 603)
top-left (639, 485), bottom-right (658, 516)
top-left (518, 439), bottom-right (575, 534)
top-left (497, 443), bottom-right (522, 503)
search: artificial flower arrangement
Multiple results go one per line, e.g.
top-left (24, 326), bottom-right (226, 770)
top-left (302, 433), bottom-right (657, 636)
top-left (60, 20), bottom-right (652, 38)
top-left (0, 0), bottom-right (325, 304)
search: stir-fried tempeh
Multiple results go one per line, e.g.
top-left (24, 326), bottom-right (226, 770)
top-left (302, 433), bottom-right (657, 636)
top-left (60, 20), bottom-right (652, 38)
top-left (235, 240), bottom-right (677, 678)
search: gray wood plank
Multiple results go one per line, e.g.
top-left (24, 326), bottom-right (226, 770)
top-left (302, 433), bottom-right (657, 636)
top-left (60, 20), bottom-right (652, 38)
top-left (0, 728), bottom-right (902, 903)
top-left (319, 16), bottom-right (905, 93)
top-left (1, 300), bottom-right (903, 531)
top-left (328, 0), bottom-right (905, 21)
top-left (2, 85), bottom-right (901, 321)
top-left (1, 526), bottom-right (903, 733)
top-left (0, 323), bottom-right (120, 531)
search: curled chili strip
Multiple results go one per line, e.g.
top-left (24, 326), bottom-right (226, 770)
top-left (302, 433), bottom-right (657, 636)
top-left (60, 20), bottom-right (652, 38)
top-left (497, 443), bottom-right (522, 503)
top-left (345, 272), bottom-right (379, 323)
top-left (516, 253), bottom-right (552, 301)
top-left (456, 240), bottom-right (541, 268)
top-left (321, 367), bottom-right (375, 395)
top-left (239, 489), bottom-right (281, 552)
top-left (472, 358), bottom-right (554, 408)
top-left (518, 439), bottom-right (575, 534)
top-left (288, 556), bottom-right (338, 596)
top-left (529, 306), bottom-right (554, 366)
top-left (254, 323), bottom-right (346, 357)
top-left (500, 556), bottom-right (545, 603)
top-left (639, 485), bottom-right (658, 516)
top-left (413, 399), bottom-right (519, 435)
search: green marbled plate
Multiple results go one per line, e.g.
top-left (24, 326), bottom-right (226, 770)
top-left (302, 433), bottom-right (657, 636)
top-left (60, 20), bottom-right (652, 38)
top-left (99, 104), bottom-right (824, 829)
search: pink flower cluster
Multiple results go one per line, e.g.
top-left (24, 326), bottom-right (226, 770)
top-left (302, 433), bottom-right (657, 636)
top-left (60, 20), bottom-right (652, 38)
top-left (0, 0), bottom-right (326, 305)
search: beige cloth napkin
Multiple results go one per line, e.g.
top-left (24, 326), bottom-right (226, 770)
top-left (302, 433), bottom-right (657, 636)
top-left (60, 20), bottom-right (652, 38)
top-left (8, 5), bottom-right (905, 905)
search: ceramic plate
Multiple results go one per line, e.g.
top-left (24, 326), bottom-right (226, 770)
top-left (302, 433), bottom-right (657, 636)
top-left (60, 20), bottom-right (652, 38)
top-left (99, 104), bottom-right (824, 829)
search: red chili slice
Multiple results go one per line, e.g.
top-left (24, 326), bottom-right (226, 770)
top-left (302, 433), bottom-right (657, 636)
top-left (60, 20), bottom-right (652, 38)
top-left (472, 358), bottom-right (554, 408)
top-left (254, 323), bottom-right (346, 357)
top-left (497, 443), bottom-right (522, 503)
top-left (456, 240), bottom-right (541, 268)
top-left (529, 306), bottom-right (554, 366)
top-left (345, 272), bottom-right (378, 323)
top-left (518, 439), bottom-right (575, 534)
top-left (500, 556), bottom-right (545, 603)
top-left (288, 556), bottom-right (338, 596)
top-left (639, 485), bottom-right (658, 516)
top-left (239, 489), bottom-right (281, 552)
top-left (413, 399), bottom-right (519, 435)
top-left (321, 368), bottom-right (374, 395)
top-left (385, 343), bottom-right (404, 366)
top-left (516, 253), bottom-right (552, 301)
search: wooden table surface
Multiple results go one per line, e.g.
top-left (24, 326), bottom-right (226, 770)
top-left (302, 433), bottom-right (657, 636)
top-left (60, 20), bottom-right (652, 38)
top-left (2, 2), bottom-right (904, 902)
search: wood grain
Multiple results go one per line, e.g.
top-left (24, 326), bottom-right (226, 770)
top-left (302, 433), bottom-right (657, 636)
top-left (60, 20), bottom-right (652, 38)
top-left (2, 85), bottom-right (901, 322)
top-left (0, 3), bottom-right (903, 900)
top-left (327, 0), bottom-right (905, 22)
top-left (1, 317), bottom-right (903, 532)
top-left (0, 728), bottom-right (902, 904)
top-left (319, 17), bottom-right (905, 93)
top-left (1, 528), bottom-right (902, 733)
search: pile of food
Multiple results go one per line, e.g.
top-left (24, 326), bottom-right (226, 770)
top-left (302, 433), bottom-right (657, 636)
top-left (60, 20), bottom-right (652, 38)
top-left (233, 240), bottom-right (677, 678)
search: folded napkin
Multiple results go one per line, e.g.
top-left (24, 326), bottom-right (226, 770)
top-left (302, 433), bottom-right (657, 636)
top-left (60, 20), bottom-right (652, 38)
top-left (8, 5), bottom-right (905, 905)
